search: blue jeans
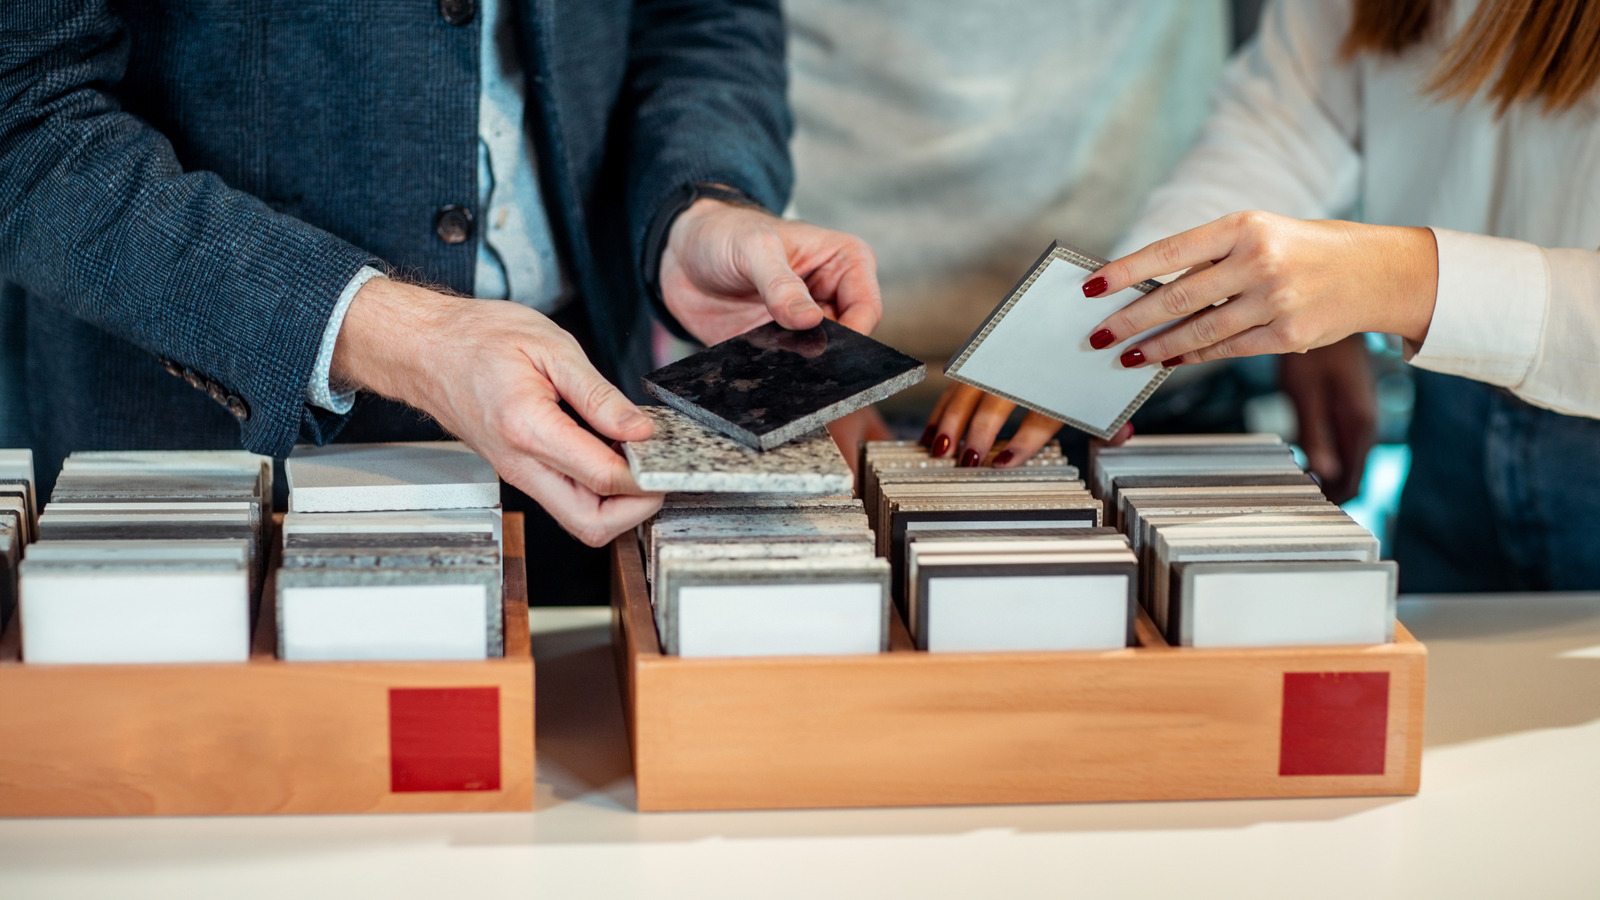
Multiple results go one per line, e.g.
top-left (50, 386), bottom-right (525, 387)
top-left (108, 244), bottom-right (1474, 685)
top-left (1394, 369), bottom-right (1600, 592)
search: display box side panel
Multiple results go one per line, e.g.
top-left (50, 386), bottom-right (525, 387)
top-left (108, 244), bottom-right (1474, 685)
top-left (0, 515), bottom-right (533, 817)
top-left (613, 537), bottom-right (1424, 812)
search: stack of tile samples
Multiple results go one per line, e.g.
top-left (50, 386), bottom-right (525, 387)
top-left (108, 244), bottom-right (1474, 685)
top-left (278, 442), bottom-right (504, 662)
top-left (0, 449), bottom-right (37, 631)
top-left (860, 440), bottom-right (1139, 653)
top-left (1093, 435), bottom-right (1396, 648)
top-left (627, 407), bottom-right (887, 658)
top-left (20, 450), bottom-right (269, 663)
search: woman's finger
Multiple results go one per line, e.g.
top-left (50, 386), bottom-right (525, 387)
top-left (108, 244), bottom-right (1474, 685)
top-left (991, 410), bottom-right (1064, 467)
top-left (1087, 254), bottom-right (1257, 351)
top-left (958, 392), bottom-right (1019, 467)
top-left (1115, 292), bottom-right (1274, 368)
top-left (931, 384), bottom-right (986, 458)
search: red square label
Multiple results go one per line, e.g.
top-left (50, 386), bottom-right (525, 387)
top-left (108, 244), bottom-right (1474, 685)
top-left (389, 687), bottom-right (501, 792)
top-left (1279, 672), bottom-right (1389, 776)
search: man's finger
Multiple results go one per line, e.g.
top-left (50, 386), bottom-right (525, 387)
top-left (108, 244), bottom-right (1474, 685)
top-left (501, 456), bottom-right (662, 548)
top-left (829, 246), bottom-right (883, 335)
top-left (509, 401), bottom-right (650, 497)
top-left (541, 344), bottom-right (653, 443)
top-left (744, 234), bottom-right (824, 330)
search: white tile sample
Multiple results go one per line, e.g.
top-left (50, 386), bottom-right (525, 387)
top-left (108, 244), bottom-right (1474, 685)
top-left (20, 563), bottom-right (251, 664)
top-left (945, 243), bottom-right (1174, 439)
top-left (278, 584), bottom-right (490, 662)
top-left (287, 441), bottom-right (499, 512)
top-left (1176, 561), bottom-right (1397, 647)
top-left (926, 573), bottom-right (1133, 652)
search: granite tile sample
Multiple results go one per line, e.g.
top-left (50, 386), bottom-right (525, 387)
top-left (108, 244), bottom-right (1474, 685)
top-left (643, 318), bottom-right (925, 450)
top-left (281, 545), bottom-right (501, 570)
top-left (624, 407), bottom-right (853, 494)
top-left (287, 441), bottom-right (499, 513)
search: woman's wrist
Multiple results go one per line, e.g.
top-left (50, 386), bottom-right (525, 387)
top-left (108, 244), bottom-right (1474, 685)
top-left (1370, 224), bottom-right (1439, 346)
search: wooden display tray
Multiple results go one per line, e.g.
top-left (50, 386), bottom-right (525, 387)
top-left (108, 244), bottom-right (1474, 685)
top-left (0, 514), bottom-right (533, 817)
top-left (610, 536), bottom-right (1425, 812)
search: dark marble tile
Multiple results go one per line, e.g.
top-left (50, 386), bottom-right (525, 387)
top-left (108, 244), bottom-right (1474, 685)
top-left (642, 319), bottom-right (925, 450)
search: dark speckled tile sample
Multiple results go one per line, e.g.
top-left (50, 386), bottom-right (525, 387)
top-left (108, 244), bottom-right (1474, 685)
top-left (642, 319), bottom-right (926, 451)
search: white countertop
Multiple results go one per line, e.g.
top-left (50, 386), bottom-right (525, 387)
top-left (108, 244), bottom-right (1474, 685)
top-left (4, 594), bottom-right (1600, 899)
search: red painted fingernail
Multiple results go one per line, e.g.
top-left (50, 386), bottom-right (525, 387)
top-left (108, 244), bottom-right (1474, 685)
top-left (931, 434), bottom-right (951, 458)
top-left (992, 449), bottom-right (1015, 467)
top-left (959, 448), bottom-right (981, 468)
top-left (1163, 356), bottom-right (1182, 367)
top-left (1083, 277), bottom-right (1109, 298)
top-left (1089, 328), bottom-right (1116, 350)
top-left (919, 425), bottom-right (936, 447)
top-left (1120, 348), bottom-right (1146, 368)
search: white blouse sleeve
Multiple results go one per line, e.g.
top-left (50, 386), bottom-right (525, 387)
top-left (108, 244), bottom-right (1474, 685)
top-left (1112, 0), bottom-right (1363, 258)
top-left (1412, 232), bottom-right (1600, 418)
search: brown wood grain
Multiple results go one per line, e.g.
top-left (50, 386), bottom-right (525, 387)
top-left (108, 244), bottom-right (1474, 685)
top-left (611, 536), bottom-right (1425, 812)
top-left (0, 513), bottom-right (534, 817)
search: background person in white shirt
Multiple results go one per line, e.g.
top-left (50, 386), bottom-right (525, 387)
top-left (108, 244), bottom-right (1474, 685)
top-left (790, 0), bottom-right (1379, 502)
top-left (997, 0), bottom-right (1600, 591)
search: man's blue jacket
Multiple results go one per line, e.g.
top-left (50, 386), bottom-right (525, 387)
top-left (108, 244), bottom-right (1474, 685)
top-left (0, 0), bottom-right (792, 479)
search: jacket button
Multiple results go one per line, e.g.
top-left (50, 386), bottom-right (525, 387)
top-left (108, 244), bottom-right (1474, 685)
top-left (225, 395), bottom-right (251, 421)
top-left (434, 205), bottom-right (474, 245)
top-left (439, 0), bottom-right (475, 26)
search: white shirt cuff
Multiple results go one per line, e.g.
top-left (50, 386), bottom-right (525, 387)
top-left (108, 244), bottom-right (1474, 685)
top-left (1406, 228), bottom-right (1547, 388)
top-left (306, 266), bottom-right (383, 414)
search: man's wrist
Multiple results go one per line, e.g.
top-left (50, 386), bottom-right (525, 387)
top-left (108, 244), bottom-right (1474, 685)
top-left (331, 277), bottom-right (459, 408)
top-left (307, 265), bottom-right (383, 413)
top-left (642, 182), bottom-right (764, 302)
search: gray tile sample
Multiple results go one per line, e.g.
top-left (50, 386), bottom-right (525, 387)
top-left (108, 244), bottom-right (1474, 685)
top-left (643, 318), bottom-right (925, 450)
top-left (624, 406), bottom-right (853, 494)
top-left (286, 441), bottom-right (500, 513)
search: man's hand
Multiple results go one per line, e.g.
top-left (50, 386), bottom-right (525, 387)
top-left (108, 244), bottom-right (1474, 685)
top-left (1280, 335), bottom-right (1377, 503)
top-left (659, 199), bottom-right (883, 345)
top-left (331, 278), bottom-right (662, 548)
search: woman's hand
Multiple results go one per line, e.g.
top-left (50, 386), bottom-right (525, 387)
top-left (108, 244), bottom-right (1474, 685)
top-left (919, 383), bottom-right (1131, 467)
top-left (1083, 211), bottom-right (1438, 368)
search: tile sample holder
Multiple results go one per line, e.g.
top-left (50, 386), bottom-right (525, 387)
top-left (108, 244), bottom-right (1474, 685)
top-left (610, 536), bottom-right (1425, 812)
top-left (0, 515), bottom-right (533, 817)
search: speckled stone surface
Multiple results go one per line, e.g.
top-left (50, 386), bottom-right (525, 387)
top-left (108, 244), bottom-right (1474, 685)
top-left (642, 319), bottom-right (926, 450)
top-left (625, 407), bottom-right (854, 494)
